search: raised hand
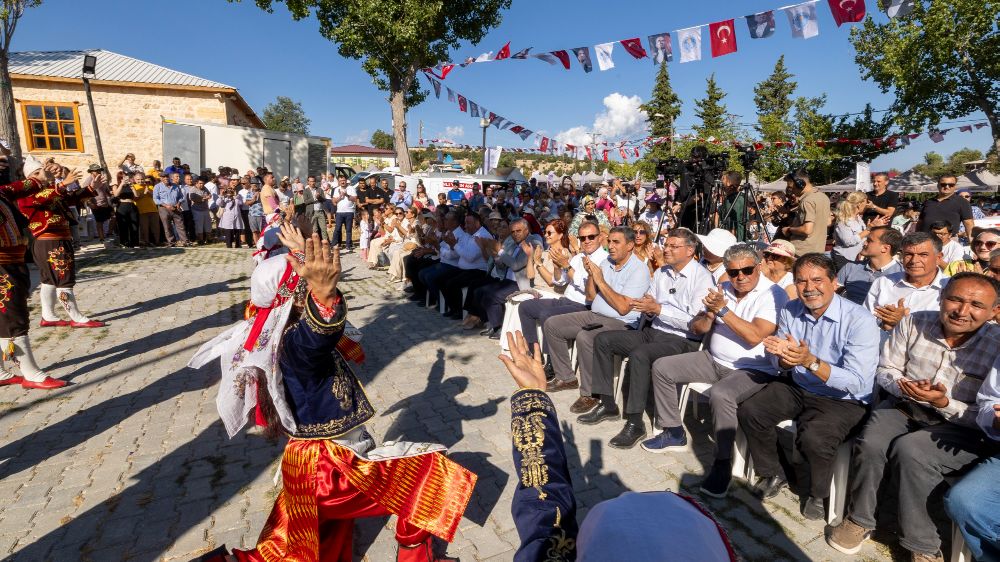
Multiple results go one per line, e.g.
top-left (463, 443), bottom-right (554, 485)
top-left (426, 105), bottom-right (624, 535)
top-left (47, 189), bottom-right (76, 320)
top-left (499, 331), bottom-right (547, 390)
top-left (277, 223), bottom-right (306, 252)
top-left (286, 234), bottom-right (341, 307)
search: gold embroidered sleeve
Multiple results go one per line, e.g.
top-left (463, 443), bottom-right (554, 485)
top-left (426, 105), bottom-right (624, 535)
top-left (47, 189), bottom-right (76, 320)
top-left (304, 290), bottom-right (347, 334)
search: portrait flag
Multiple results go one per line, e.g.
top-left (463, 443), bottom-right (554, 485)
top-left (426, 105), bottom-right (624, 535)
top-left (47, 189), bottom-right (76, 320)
top-left (446, 88), bottom-right (455, 103)
top-left (570, 47), bottom-right (593, 73)
top-left (474, 52), bottom-right (493, 63)
top-left (928, 129), bottom-right (948, 143)
top-left (457, 95), bottom-right (467, 113)
top-left (745, 11), bottom-right (777, 38)
top-left (828, 0), bottom-right (866, 26)
top-left (594, 43), bottom-right (615, 71)
top-left (469, 101), bottom-right (480, 118)
top-left (550, 50), bottom-right (572, 70)
top-left (517, 129), bottom-right (533, 141)
top-left (495, 41), bottom-right (511, 60)
top-left (429, 77), bottom-right (442, 98)
top-left (959, 125), bottom-right (972, 133)
top-left (619, 37), bottom-right (648, 59)
top-left (784, 1), bottom-right (820, 39)
top-left (883, 0), bottom-right (914, 18)
top-left (676, 26), bottom-right (702, 63)
top-left (709, 19), bottom-right (738, 57)
top-left (512, 47), bottom-right (533, 59)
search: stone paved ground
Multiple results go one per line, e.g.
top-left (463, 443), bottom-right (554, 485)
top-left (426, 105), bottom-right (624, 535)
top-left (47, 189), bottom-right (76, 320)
top-left (0, 244), bottom-right (925, 561)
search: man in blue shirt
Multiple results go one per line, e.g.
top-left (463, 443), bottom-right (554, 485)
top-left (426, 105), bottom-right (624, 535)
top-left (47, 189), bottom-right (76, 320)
top-left (388, 180), bottom-right (413, 209)
top-left (163, 156), bottom-right (185, 178)
top-left (836, 226), bottom-right (903, 304)
top-left (542, 226), bottom-right (650, 395)
top-left (153, 172), bottom-right (189, 246)
top-left (446, 180), bottom-right (464, 205)
top-left (739, 253), bottom-right (879, 520)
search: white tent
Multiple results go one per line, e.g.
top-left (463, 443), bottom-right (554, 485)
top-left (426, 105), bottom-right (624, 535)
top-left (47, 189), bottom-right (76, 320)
top-left (755, 177), bottom-right (788, 192)
top-left (582, 171), bottom-right (603, 184)
top-left (955, 170), bottom-right (1000, 193)
top-left (815, 173), bottom-right (859, 193)
top-left (888, 170), bottom-right (936, 194)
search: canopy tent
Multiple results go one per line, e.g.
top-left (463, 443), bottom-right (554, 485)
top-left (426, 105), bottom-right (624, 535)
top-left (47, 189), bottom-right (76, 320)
top-left (755, 177), bottom-right (789, 192)
top-left (495, 167), bottom-right (527, 184)
top-left (888, 170), bottom-right (936, 194)
top-left (954, 170), bottom-right (1000, 193)
top-left (815, 173), bottom-right (858, 193)
top-left (571, 172), bottom-right (584, 184)
top-left (581, 171), bottom-right (604, 184)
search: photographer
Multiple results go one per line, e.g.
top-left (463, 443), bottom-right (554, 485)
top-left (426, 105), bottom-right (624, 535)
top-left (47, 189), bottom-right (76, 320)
top-left (716, 171), bottom-right (748, 241)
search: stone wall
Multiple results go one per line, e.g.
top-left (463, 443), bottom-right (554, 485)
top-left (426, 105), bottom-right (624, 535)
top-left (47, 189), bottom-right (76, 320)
top-left (11, 78), bottom-right (258, 174)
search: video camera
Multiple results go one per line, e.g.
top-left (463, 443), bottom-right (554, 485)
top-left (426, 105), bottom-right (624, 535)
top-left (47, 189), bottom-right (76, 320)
top-left (735, 145), bottom-right (759, 171)
top-left (654, 146), bottom-right (730, 202)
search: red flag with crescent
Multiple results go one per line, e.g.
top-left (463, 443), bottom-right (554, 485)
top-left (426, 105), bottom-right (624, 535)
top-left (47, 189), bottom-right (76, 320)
top-left (828, 0), bottom-right (866, 26)
top-left (619, 38), bottom-right (648, 59)
top-left (495, 41), bottom-right (511, 60)
top-left (550, 50), bottom-right (571, 70)
top-left (539, 137), bottom-right (549, 152)
top-left (709, 19), bottom-right (738, 57)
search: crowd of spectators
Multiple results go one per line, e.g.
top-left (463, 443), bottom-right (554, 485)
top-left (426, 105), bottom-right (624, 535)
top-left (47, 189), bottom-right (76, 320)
top-left (360, 168), bottom-right (1000, 562)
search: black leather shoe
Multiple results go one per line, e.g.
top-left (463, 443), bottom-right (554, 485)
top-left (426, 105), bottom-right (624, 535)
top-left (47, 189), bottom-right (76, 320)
top-left (802, 496), bottom-right (825, 520)
top-left (544, 361), bottom-right (556, 383)
top-left (577, 402), bottom-right (620, 425)
top-left (488, 330), bottom-right (501, 340)
top-left (608, 421), bottom-right (647, 449)
top-left (752, 475), bottom-right (789, 500)
top-left (699, 460), bottom-right (733, 498)
top-left (479, 327), bottom-right (495, 336)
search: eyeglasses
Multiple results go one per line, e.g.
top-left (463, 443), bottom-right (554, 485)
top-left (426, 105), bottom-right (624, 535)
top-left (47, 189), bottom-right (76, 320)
top-left (960, 194), bottom-right (971, 199)
top-left (544, 229), bottom-right (558, 236)
top-left (725, 266), bottom-right (757, 277)
top-left (990, 266), bottom-right (1000, 276)
top-left (939, 182), bottom-right (956, 188)
top-left (973, 240), bottom-right (998, 249)
top-left (579, 234), bottom-right (600, 241)
top-left (633, 229), bottom-right (648, 235)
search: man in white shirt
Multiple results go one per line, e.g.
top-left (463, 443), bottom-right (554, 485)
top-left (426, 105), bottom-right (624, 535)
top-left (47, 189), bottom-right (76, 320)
top-left (544, 226), bottom-right (651, 394)
top-left (414, 212), bottom-right (463, 308)
top-left (579, 228), bottom-right (715, 449)
top-left (865, 232), bottom-right (949, 334)
top-left (330, 176), bottom-right (357, 252)
top-left (644, 244), bottom-right (788, 499)
top-left (929, 220), bottom-right (970, 267)
top-left (440, 213), bottom-right (494, 319)
top-left (518, 221), bottom-right (608, 358)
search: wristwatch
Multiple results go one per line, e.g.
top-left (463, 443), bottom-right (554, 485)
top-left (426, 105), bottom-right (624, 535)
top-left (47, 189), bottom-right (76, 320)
top-left (806, 358), bottom-right (821, 372)
top-left (717, 306), bottom-right (731, 318)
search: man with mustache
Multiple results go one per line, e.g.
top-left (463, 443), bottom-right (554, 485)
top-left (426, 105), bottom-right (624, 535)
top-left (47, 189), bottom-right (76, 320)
top-left (827, 272), bottom-right (1000, 562)
top-left (740, 254), bottom-right (879, 521)
top-left (865, 232), bottom-right (948, 335)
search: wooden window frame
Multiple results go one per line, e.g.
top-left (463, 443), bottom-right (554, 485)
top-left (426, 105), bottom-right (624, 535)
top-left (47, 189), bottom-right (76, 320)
top-left (19, 100), bottom-right (84, 153)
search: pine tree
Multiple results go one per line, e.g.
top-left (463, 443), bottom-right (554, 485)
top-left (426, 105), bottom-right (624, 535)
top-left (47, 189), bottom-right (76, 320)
top-left (641, 61), bottom-right (682, 162)
top-left (693, 74), bottom-right (731, 139)
top-left (754, 56), bottom-right (798, 180)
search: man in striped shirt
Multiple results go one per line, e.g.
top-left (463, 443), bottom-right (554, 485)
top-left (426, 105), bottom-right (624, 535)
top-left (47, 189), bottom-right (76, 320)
top-left (827, 272), bottom-right (1000, 562)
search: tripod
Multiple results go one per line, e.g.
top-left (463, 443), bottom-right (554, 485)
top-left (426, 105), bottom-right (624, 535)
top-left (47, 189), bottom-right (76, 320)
top-left (718, 180), bottom-right (771, 244)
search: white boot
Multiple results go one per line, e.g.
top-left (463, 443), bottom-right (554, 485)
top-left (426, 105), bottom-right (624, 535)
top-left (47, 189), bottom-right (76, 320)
top-left (38, 283), bottom-right (64, 324)
top-left (57, 288), bottom-right (103, 326)
top-left (11, 335), bottom-right (63, 389)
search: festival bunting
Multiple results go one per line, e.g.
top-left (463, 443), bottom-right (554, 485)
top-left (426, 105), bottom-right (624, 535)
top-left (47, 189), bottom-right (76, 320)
top-left (495, 42), bottom-right (511, 60)
top-left (571, 47), bottom-right (594, 72)
top-left (457, 94), bottom-right (467, 113)
top-left (746, 11), bottom-right (777, 38)
top-left (709, 19), bottom-right (738, 57)
top-left (785, 1), bottom-right (821, 39)
top-left (511, 47), bottom-right (532, 59)
top-left (595, 43), bottom-right (616, 71)
top-left (447, 88), bottom-right (455, 103)
top-left (430, 77), bottom-right (442, 98)
top-left (647, 33), bottom-right (671, 64)
top-left (551, 50), bottom-right (571, 69)
top-left (620, 37), bottom-right (648, 60)
top-left (828, 0), bottom-right (866, 26)
top-left (884, 0), bottom-right (914, 18)
top-left (677, 27), bottom-right (702, 63)
top-left (469, 101), bottom-right (479, 118)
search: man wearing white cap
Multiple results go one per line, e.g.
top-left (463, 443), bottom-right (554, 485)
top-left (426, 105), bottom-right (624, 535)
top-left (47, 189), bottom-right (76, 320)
top-left (0, 158), bottom-right (76, 389)
top-left (17, 159), bottom-right (106, 329)
top-left (698, 228), bottom-right (738, 283)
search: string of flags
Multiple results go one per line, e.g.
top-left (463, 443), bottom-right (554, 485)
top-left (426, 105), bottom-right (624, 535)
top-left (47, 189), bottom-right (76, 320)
top-left (421, 70), bottom-right (988, 162)
top-left (423, 0), bottom-right (902, 80)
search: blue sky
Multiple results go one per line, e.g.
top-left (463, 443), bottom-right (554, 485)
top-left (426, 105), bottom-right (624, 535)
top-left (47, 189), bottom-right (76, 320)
top-left (12, 0), bottom-right (992, 171)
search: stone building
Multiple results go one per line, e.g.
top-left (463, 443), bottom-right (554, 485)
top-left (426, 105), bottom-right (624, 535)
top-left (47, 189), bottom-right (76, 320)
top-left (8, 49), bottom-right (263, 172)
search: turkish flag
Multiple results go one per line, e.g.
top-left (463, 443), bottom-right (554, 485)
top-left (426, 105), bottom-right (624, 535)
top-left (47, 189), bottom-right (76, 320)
top-left (539, 137), bottom-right (549, 152)
top-left (495, 42), bottom-right (511, 60)
top-left (428, 64), bottom-right (455, 80)
top-left (550, 50), bottom-right (571, 70)
top-left (619, 148), bottom-right (628, 159)
top-left (709, 20), bottom-right (738, 57)
top-left (602, 150), bottom-right (609, 162)
top-left (510, 125), bottom-right (524, 134)
top-left (619, 38), bottom-right (648, 59)
top-left (457, 95), bottom-right (467, 113)
top-left (634, 147), bottom-right (640, 157)
top-left (828, 0), bottom-right (866, 26)
top-left (585, 147), bottom-right (592, 160)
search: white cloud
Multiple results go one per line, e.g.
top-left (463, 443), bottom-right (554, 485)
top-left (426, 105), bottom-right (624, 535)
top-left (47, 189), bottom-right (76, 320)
top-left (555, 92), bottom-right (649, 146)
top-left (345, 129), bottom-right (371, 144)
top-left (444, 125), bottom-right (464, 139)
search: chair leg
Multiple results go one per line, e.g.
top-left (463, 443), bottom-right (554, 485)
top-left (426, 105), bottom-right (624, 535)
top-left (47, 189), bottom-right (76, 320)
top-left (827, 440), bottom-right (853, 526)
top-left (677, 384), bottom-right (691, 423)
top-left (439, 291), bottom-right (446, 315)
top-left (612, 357), bottom-right (628, 404)
top-left (732, 428), bottom-right (750, 480)
top-left (461, 287), bottom-right (468, 320)
top-left (951, 522), bottom-right (971, 562)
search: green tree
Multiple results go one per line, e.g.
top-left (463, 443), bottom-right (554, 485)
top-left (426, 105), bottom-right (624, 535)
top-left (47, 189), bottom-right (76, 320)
top-left (234, 0), bottom-right (511, 174)
top-left (370, 129), bottom-right (393, 150)
top-left (790, 95), bottom-right (838, 183)
top-left (913, 147), bottom-right (983, 177)
top-left (640, 61), bottom-right (682, 161)
top-left (0, 1), bottom-right (43, 168)
top-left (850, 0), bottom-right (999, 165)
top-left (261, 96), bottom-right (310, 134)
top-left (754, 56), bottom-right (798, 180)
top-left (693, 74), bottom-right (731, 139)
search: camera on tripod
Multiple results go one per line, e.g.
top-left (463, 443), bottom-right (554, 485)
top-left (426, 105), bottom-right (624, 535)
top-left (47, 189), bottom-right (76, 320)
top-left (735, 145), bottom-right (760, 171)
top-left (654, 146), bottom-right (729, 199)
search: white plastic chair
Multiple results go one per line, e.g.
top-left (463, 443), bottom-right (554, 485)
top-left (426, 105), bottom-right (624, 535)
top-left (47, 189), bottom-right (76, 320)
top-left (951, 523), bottom-right (972, 562)
top-left (438, 288), bottom-right (468, 319)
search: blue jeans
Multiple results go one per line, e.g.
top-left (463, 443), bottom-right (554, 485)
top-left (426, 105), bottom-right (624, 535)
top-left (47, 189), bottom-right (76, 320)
top-left (946, 454), bottom-right (1000, 561)
top-left (332, 212), bottom-right (354, 249)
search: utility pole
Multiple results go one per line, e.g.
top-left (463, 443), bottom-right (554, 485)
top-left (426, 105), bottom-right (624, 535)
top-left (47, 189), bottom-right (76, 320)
top-left (81, 55), bottom-right (109, 181)
top-left (419, 120), bottom-right (423, 145)
top-left (588, 131), bottom-right (600, 172)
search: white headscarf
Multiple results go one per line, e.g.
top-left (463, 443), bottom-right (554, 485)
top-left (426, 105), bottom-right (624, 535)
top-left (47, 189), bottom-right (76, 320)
top-left (188, 255), bottom-right (300, 437)
top-left (22, 157), bottom-right (43, 178)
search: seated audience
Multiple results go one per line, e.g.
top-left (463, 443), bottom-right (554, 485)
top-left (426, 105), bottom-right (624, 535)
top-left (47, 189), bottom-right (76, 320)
top-left (944, 228), bottom-right (1000, 276)
top-left (439, 213), bottom-right (494, 318)
top-left (836, 226), bottom-right (903, 305)
top-left (929, 220), bottom-right (970, 267)
top-left (760, 239), bottom-right (798, 299)
top-left (865, 232), bottom-right (948, 333)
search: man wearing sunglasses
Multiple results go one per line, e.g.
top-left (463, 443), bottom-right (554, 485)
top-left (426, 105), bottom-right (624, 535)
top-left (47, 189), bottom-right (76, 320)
top-left (917, 174), bottom-right (974, 241)
top-left (642, 244), bottom-right (787, 498)
top-left (944, 228), bottom-right (1000, 276)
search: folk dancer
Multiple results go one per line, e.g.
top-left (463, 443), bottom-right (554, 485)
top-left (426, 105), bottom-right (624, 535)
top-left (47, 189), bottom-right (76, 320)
top-left (191, 233), bottom-right (475, 562)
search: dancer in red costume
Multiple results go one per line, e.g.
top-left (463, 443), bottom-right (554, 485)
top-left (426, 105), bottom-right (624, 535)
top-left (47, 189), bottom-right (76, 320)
top-left (191, 229), bottom-right (475, 562)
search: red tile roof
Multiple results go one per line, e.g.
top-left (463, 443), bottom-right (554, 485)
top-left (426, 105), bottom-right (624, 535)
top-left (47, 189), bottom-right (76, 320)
top-left (330, 144), bottom-right (396, 156)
